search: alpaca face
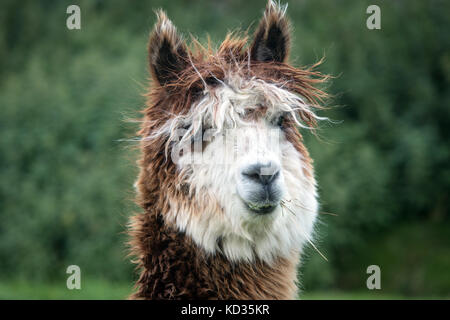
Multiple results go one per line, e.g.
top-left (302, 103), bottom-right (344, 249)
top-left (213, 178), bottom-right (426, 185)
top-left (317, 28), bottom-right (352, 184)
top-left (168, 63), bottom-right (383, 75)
top-left (169, 78), bottom-right (319, 263)
top-left (141, 1), bottom-right (327, 263)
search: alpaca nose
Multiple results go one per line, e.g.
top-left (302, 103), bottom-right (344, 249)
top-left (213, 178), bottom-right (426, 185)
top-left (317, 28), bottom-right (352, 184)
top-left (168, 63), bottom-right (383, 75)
top-left (241, 162), bottom-right (280, 186)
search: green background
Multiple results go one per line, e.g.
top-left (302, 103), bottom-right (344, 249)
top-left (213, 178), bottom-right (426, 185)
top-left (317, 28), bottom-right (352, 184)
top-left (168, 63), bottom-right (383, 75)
top-left (0, 0), bottom-right (448, 299)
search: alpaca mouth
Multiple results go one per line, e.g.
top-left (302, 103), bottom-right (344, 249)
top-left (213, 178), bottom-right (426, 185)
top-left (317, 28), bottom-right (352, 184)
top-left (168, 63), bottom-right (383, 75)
top-left (244, 201), bottom-right (278, 214)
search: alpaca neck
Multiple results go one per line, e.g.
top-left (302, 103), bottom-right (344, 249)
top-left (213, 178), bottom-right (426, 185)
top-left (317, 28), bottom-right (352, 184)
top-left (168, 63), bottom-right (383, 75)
top-left (130, 210), bottom-right (299, 299)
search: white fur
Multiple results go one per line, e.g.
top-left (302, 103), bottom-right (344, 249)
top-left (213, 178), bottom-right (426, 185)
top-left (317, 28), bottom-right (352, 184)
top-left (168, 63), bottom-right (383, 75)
top-left (148, 74), bottom-right (320, 264)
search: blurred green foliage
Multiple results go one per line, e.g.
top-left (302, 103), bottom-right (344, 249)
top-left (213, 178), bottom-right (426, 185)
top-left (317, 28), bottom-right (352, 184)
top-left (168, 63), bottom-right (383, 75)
top-left (0, 0), bottom-right (448, 298)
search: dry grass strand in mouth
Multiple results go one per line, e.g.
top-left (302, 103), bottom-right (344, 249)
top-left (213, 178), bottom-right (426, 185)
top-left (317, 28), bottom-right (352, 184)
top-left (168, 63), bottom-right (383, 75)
top-left (280, 200), bottom-right (328, 262)
top-left (281, 199), bottom-right (338, 216)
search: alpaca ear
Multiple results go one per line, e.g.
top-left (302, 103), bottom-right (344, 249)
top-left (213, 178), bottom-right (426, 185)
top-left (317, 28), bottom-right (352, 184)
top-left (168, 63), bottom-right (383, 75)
top-left (148, 10), bottom-right (188, 86)
top-left (250, 1), bottom-right (291, 63)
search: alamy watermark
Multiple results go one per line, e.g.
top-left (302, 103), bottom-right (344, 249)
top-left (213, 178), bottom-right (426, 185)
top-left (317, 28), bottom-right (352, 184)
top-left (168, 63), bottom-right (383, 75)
top-left (366, 5), bottom-right (381, 30)
top-left (66, 265), bottom-right (81, 290)
top-left (66, 5), bottom-right (81, 30)
top-left (167, 126), bottom-right (282, 175)
top-left (366, 265), bottom-right (381, 290)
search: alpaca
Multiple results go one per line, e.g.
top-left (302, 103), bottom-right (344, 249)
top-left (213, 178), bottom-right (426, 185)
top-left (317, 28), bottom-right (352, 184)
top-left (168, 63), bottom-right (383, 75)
top-left (129, 0), bottom-right (328, 300)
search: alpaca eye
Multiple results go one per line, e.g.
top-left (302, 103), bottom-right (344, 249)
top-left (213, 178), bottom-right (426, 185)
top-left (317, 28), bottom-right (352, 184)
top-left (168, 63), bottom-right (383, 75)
top-left (277, 115), bottom-right (284, 127)
top-left (272, 113), bottom-right (286, 128)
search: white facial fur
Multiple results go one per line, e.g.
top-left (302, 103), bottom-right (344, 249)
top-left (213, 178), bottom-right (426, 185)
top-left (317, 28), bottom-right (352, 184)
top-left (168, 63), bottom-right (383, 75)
top-left (151, 74), bottom-right (320, 264)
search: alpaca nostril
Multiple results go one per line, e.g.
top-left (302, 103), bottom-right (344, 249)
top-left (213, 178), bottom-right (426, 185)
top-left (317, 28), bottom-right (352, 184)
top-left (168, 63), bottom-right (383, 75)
top-left (241, 163), bottom-right (280, 186)
top-left (243, 172), bottom-right (261, 181)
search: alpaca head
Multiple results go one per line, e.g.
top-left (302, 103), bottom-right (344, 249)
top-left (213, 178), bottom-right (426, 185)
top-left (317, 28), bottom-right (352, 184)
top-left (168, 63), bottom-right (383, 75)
top-left (140, 1), bottom-right (328, 264)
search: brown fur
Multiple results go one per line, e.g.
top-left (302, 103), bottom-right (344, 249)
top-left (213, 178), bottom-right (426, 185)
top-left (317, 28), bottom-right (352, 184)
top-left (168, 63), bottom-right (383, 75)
top-left (128, 1), bottom-right (328, 300)
top-left (129, 211), bottom-right (298, 299)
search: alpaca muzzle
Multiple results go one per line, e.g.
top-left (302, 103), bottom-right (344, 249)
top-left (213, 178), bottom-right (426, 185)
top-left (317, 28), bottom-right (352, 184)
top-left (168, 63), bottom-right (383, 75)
top-left (238, 162), bottom-right (283, 214)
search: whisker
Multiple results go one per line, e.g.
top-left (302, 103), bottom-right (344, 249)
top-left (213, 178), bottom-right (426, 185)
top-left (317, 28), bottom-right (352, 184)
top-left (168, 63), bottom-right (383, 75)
top-left (306, 237), bottom-right (328, 262)
top-left (280, 200), bottom-right (328, 262)
top-left (283, 198), bottom-right (338, 216)
top-left (319, 211), bottom-right (338, 217)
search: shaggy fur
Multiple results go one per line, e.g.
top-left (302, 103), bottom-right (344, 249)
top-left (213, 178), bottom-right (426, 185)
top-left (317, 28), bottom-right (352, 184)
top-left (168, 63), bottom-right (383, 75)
top-left (129, 211), bottom-right (298, 299)
top-left (129, 1), bottom-right (328, 300)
